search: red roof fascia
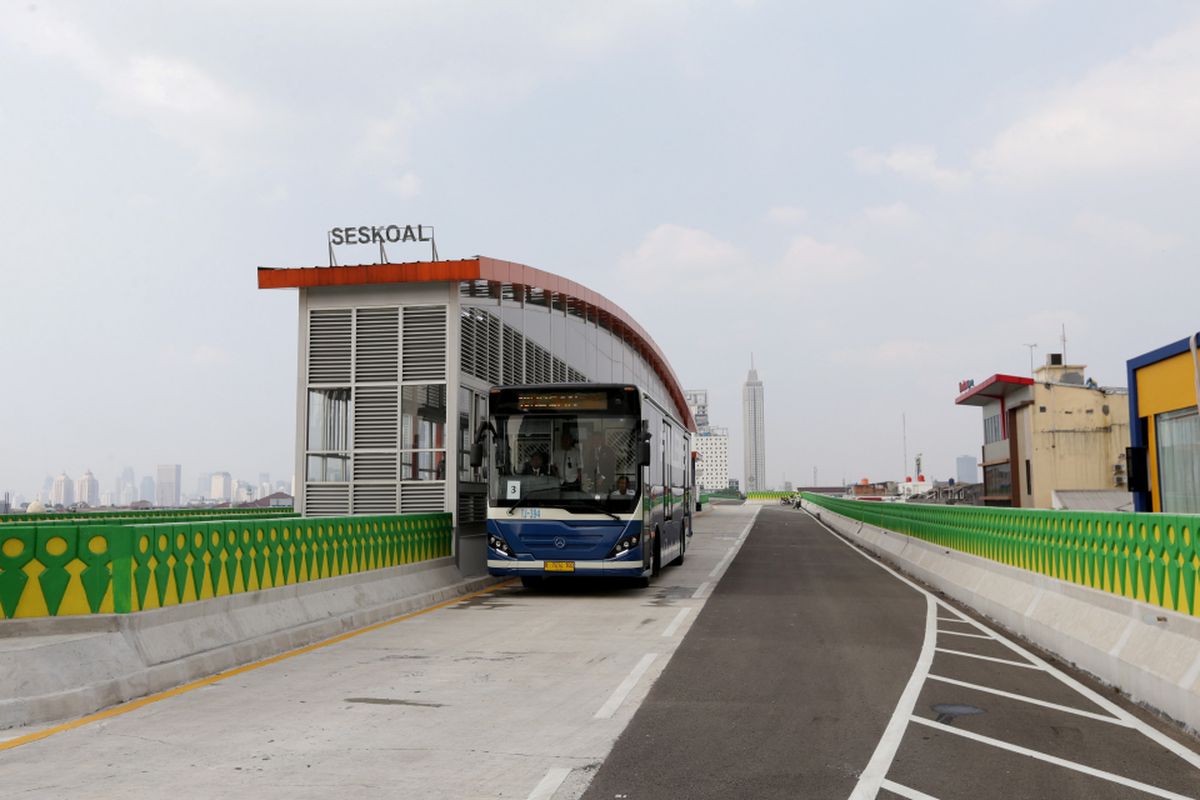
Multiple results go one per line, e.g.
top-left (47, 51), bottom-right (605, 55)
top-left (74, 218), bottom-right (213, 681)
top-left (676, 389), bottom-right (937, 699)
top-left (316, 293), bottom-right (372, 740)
top-left (954, 373), bottom-right (1034, 405)
top-left (258, 257), bottom-right (696, 431)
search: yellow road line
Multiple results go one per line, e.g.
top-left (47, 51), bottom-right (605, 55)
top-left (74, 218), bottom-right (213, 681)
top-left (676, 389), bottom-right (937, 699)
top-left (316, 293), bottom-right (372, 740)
top-left (0, 579), bottom-right (515, 752)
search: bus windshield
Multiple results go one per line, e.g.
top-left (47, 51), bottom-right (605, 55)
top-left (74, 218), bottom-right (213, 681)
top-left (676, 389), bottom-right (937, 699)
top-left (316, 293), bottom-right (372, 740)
top-left (489, 413), bottom-right (641, 514)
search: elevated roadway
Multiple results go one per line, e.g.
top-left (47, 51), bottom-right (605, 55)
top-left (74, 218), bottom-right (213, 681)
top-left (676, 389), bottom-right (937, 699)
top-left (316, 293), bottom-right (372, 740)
top-left (1, 506), bottom-right (1198, 799)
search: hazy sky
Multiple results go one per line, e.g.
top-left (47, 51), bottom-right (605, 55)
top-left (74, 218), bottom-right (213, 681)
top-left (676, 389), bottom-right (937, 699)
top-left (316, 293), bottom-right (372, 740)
top-left (3, 1), bottom-right (1198, 498)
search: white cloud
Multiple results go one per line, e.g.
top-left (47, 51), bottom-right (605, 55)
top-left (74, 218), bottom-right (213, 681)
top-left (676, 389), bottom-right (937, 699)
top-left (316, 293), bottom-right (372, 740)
top-left (385, 172), bottom-right (422, 198)
top-left (777, 235), bottom-right (869, 284)
top-left (976, 22), bottom-right (1200, 183)
top-left (191, 344), bottom-right (230, 366)
top-left (0, 5), bottom-right (261, 168)
top-left (767, 206), bottom-right (807, 225)
top-left (1072, 212), bottom-right (1179, 253)
top-left (851, 145), bottom-right (970, 189)
top-left (617, 224), bottom-right (745, 295)
top-left (863, 202), bottom-right (918, 227)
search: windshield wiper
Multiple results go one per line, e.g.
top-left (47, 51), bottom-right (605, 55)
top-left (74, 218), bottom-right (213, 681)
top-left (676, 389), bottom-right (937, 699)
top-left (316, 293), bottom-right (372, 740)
top-left (506, 486), bottom-right (620, 520)
top-left (571, 498), bottom-right (620, 521)
top-left (506, 485), bottom-right (564, 516)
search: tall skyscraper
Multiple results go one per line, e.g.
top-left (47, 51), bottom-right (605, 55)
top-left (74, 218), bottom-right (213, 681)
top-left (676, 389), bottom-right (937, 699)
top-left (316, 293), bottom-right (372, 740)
top-left (76, 470), bottom-right (100, 507)
top-left (210, 472), bottom-right (233, 502)
top-left (742, 357), bottom-right (766, 492)
top-left (51, 472), bottom-right (75, 507)
top-left (156, 464), bottom-right (181, 507)
top-left (140, 476), bottom-right (156, 503)
top-left (956, 455), bottom-right (978, 484)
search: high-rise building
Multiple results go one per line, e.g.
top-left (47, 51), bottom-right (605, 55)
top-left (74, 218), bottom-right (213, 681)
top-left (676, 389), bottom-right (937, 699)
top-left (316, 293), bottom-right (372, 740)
top-left (686, 388), bottom-right (730, 493)
top-left (195, 473), bottom-right (211, 500)
top-left (684, 390), bottom-right (710, 429)
top-left (156, 464), bottom-right (181, 507)
top-left (51, 472), bottom-right (74, 507)
top-left (140, 476), bottom-right (156, 503)
top-left (76, 470), bottom-right (100, 507)
top-left (210, 472), bottom-right (233, 502)
top-left (742, 357), bottom-right (767, 492)
top-left (120, 482), bottom-right (138, 506)
top-left (694, 427), bottom-right (730, 492)
top-left (956, 455), bottom-right (978, 484)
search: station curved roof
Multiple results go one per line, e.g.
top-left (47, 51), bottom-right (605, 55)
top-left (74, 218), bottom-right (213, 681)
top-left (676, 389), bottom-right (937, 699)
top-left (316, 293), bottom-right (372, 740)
top-left (259, 256), bottom-right (696, 431)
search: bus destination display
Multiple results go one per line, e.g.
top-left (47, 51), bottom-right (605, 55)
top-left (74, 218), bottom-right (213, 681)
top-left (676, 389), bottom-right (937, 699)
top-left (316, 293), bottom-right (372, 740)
top-left (516, 391), bottom-right (610, 411)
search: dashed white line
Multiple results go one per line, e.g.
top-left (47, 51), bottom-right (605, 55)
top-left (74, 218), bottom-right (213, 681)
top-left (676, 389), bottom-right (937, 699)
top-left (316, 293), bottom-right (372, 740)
top-left (849, 596), bottom-right (938, 799)
top-left (662, 607), bottom-right (691, 638)
top-left (691, 581), bottom-right (712, 599)
top-left (937, 629), bottom-right (994, 641)
top-left (594, 653), bottom-right (658, 720)
top-left (709, 548), bottom-right (736, 578)
top-left (926, 674), bottom-right (1129, 726)
top-left (909, 716), bottom-right (1194, 800)
top-left (934, 598), bottom-right (1200, 771)
top-left (526, 767), bottom-right (571, 800)
top-left (934, 647), bottom-right (1041, 669)
top-left (880, 778), bottom-right (943, 800)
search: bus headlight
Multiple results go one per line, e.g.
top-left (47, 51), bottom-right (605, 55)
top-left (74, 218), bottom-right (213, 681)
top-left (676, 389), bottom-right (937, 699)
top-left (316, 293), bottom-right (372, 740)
top-left (607, 534), bottom-right (640, 558)
top-left (488, 534), bottom-right (515, 557)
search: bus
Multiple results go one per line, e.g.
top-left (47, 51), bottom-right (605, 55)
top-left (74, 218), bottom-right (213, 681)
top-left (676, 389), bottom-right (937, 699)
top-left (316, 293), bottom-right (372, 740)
top-left (471, 383), bottom-right (692, 587)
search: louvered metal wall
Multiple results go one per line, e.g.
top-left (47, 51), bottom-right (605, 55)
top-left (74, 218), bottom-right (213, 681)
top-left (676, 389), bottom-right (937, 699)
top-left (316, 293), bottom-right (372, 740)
top-left (462, 306), bottom-right (587, 387)
top-left (308, 310), bottom-right (352, 384)
top-left (304, 304), bottom-right (448, 517)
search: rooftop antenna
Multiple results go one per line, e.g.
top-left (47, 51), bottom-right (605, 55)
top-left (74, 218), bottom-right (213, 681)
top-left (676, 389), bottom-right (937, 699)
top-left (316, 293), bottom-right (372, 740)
top-left (1061, 324), bottom-right (1067, 364)
top-left (1023, 343), bottom-right (1038, 376)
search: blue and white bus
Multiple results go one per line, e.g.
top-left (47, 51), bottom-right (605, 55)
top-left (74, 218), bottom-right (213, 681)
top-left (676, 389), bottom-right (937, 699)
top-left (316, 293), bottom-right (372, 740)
top-left (472, 384), bottom-right (692, 587)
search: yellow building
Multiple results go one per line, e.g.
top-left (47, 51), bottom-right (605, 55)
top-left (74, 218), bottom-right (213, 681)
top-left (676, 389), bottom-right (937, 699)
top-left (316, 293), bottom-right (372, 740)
top-left (1126, 333), bottom-right (1200, 513)
top-left (956, 356), bottom-right (1130, 508)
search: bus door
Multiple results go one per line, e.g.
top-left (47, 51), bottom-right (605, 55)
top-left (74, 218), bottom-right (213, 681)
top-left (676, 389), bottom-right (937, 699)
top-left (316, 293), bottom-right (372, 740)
top-left (662, 420), bottom-right (672, 520)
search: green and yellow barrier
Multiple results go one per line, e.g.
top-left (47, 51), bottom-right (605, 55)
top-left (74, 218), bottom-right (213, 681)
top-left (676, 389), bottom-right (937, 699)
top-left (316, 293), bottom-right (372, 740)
top-left (802, 493), bottom-right (1200, 618)
top-left (746, 491), bottom-right (794, 500)
top-left (0, 513), bottom-right (452, 619)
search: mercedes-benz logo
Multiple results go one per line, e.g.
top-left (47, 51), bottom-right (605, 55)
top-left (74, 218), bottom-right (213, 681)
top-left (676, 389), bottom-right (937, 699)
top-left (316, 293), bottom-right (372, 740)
top-left (553, 536), bottom-right (566, 549)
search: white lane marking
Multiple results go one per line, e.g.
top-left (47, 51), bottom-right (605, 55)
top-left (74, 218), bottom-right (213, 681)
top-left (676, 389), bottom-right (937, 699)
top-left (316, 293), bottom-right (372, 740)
top-left (805, 504), bottom-right (1200, 777)
top-left (709, 547), bottom-right (736, 578)
top-left (594, 653), bottom-right (658, 720)
top-left (662, 607), bottom-right (692, 638)
top-left (849, 596), bottom-right (937, 799)
top-left (879, 779), bottom-right (943, 800)
top-left (692, 581), bottom-right (712, 599)
top-left (908, 716), bottom-right (1194, 800)
top-left (526, 767), bottom-right (571, 800)
top-left (936, 616), bottom-right (970, 623)
top-left (926, 674), bottom-right (1129, 726)
top-left (934, 647), bottom-right (1042, 670)
top-left (937, 629), bottom-right (994, 640)
top-left (934, 598), bottom-right (1200, 771)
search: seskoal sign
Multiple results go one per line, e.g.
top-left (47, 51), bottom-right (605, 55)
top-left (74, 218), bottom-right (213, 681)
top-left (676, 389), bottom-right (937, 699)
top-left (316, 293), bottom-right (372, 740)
top-left (330, 224), bottom-right (433, 246)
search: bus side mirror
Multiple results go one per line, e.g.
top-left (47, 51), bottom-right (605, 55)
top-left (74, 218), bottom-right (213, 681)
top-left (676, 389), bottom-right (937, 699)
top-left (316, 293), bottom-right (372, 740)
top-left (471, 422), bottom-right (495, 469)
top-left (638, 424), bottom-right (652, 466)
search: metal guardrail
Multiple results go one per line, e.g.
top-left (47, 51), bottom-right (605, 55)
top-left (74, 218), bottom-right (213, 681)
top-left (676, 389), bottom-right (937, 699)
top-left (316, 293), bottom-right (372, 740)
top-left (0, 513), bottom-right (452, 619)
top-left (801, 493), bottom-right (1199, 618)
top-left (745, 491), bottom-right (793, 500)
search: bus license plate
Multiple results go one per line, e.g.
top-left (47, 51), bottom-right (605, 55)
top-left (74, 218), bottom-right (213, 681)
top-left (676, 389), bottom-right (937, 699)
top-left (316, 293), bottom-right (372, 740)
top-left (544, 561), bottom-right (575, 572)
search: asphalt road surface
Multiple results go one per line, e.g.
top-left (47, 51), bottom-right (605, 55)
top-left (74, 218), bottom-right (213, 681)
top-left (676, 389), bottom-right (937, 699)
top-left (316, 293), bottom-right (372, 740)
top-left (582, 506), bottom-right (1200, 800)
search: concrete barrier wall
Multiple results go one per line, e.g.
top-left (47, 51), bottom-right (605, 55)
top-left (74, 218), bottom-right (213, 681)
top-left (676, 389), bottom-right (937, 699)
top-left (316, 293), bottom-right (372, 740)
top-left (0, 558), bottom-right (498, 730)
top-left (803, 501), bottom-right (1200, 735)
